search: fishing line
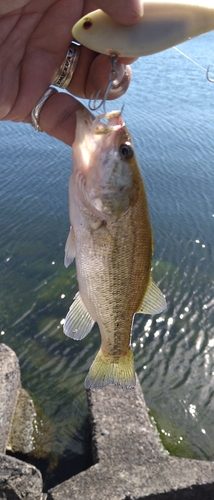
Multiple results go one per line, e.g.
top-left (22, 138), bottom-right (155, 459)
top-left (173, 46), bottom-right (214, 78)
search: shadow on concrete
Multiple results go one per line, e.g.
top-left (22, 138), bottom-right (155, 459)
top-left (126, 483), bottom-right (214, 500)
top-left (7, 414), bottom-right (93, 492)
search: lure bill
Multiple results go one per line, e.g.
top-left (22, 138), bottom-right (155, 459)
top-left (72, 1), bottom-right (214, 58)
top-left (63, 108), bottom-right (166, 389)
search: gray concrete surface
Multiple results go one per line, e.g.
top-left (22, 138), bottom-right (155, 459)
top-left (0, 344), bottom-right (20, 454)
top-left (48, 377), bottom-right (214, 500)
top-left (0, 453), bottom-right (45, 500)
top-left (8, 387), bottom-right (39, 455)
top-left (0, 344), bottom-right (46, 500)
top-left (1, 343), bottom-right (214, 500)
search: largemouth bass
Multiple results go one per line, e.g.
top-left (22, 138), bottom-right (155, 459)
top-left (64, 108), bottom-right (166, 389)
top-left (72, 1), bottom-right (214, 58)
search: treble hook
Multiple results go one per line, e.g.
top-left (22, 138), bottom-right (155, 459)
top-left (89, 54), bottom-right (119, 114)
top-left (206, 66), bottom-right (214, 83)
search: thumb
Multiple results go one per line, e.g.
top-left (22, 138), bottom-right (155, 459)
top-left (93, 0), bottom-right (144, 25)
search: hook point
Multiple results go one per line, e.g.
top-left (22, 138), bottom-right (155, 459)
top-left (206, 66), bottom-right (214, 83)
top-left (88, 54), bottom-right (119, 114)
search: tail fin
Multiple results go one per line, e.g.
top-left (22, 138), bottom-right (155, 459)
top-left (84, 348), bottom-right (135, 390)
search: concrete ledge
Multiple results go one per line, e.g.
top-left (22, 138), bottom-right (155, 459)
top-left (0, 344), bottom-right (45, 500)
top-left (0, 344), bottom-right (21, 454)
top-left (0, 453), bottom-right (44, 500)
top-left (48, 377), bottom-right (214, 500)
top-left (1, 344), bottom-right (214, 499)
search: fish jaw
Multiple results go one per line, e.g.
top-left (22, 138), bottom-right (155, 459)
top-left (72, 109), bottom-right (125, 176)
top-left (72, 108), bottom-right (139, 220)
top-left (72, 3), bottom-right (214, 58)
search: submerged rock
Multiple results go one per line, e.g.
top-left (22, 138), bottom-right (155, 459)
top-left (0, 344), bottom-right (20, 454)
top-left (8, 387), bottom-right (53, 459)
top-left (7, 387), bottom-right (37, 455)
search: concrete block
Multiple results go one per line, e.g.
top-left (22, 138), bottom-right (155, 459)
top-left (48, 376), bottom-right (214, 500)
top-left (0, 344), bottom-right (21, 454)
top-left (0, 453), bottom-right (44, 500)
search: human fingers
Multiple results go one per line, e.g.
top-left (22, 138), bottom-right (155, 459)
top-left (28, 50), bottom-right (131, 147)
top-left (0, 0), bottom-right (31, 15)
top-left (84, 54), bottom-right (132, 100)
top-left (27, 91), bottom-right (85, 147)
top-left (67, 47), bottom-right (132, 100)
top-left (27, 46), bottom-right (132, 147)
top-left (92, 0), bottom-right (144, 24)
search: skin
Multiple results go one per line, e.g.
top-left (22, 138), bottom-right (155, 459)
top-left (0, 0), bottom-right (142, 146)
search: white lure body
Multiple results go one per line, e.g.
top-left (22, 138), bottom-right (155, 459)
top-left (72, 1), bottom-right (214, 57)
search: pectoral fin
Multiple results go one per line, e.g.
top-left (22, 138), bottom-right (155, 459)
top-left (138, 277), bottom-right (166, 315)
top-left (64, 227), bottom-right (76, 268)
top-left (63, 292), bottom-right (95, 340)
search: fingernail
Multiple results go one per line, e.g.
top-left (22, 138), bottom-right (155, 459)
top-left (132, 0), bottom-right (144, 17)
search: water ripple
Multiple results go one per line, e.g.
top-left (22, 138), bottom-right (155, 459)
top-left (1, 33), bottom-right (214, 464)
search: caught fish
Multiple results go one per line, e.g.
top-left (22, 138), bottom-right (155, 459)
top-left (64, 107), bottom-right (166, 389)
top-left (72, 1), bottom-right (214, 58)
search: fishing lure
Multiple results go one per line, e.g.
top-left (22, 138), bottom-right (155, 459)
top-left (72, 1), bottom-right (214, 58)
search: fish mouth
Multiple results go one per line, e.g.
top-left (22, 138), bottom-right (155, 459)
top-left (91, 109), bottom-right (125, 135)
top-left (73, 107), bottom-right (126, 172)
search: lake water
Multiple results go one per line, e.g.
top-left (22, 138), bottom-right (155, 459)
top-left (1, 32), bottom-right (214, 483)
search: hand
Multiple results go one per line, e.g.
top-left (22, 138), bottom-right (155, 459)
top-left (0, 0), bottom-right (142, 146)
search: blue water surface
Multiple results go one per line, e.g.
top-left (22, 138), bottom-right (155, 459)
top-left (1, 32), bottom-right (214, 463)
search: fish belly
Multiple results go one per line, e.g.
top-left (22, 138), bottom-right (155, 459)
top-left (74, 180), bottom-right (152, 359)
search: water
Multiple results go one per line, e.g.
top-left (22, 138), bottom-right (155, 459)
top-left (1, 32), bottom-right (214, 476)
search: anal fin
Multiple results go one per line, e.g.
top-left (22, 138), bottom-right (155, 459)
top-left (138, 276), bottom-right (166, 315)
top-left (63, 292), bottom-right (95, 340)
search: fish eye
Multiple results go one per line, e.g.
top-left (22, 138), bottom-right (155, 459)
top-left (119, 142), bottom-right (133, 160)
top-left (83, 19), bottom-right (93, 30)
